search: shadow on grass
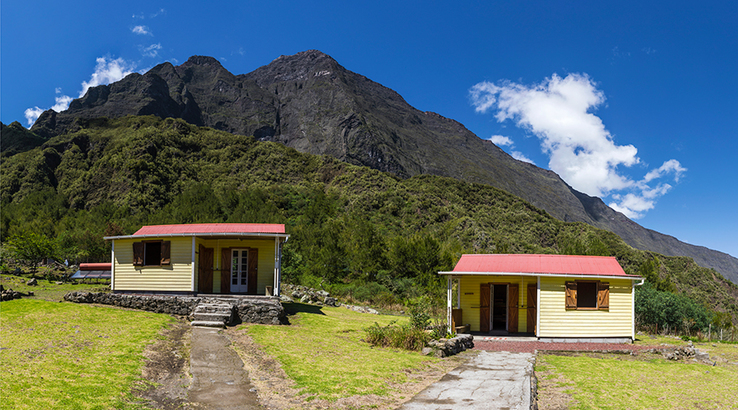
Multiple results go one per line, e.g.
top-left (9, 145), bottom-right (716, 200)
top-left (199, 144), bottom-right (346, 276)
top-left (283, 302), bottom-right (325, 317)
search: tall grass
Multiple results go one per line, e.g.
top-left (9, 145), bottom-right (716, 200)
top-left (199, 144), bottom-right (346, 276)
top-left (364, 321), bottom-right (431, 351)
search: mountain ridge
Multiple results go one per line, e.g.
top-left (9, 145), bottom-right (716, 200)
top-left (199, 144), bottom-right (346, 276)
top-left (25, 50), bottom-right (738, 284)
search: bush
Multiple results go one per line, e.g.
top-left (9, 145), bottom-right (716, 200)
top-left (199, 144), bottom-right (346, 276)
top-left (364, 321), bottom-right (430, 351)
top-left (407, 295), bottom-right (432, 330)
top-left (636, 282), bottom-right (713, 335)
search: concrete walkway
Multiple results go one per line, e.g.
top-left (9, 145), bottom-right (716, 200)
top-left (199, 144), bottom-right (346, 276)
top-left (188, 327), bottom-right (262, 409)
top-left (399, 351), bottom-right (535, 410)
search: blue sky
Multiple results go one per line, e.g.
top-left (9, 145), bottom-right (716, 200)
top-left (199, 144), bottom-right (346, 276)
top-left (2, 1), bottom-right (737, 258)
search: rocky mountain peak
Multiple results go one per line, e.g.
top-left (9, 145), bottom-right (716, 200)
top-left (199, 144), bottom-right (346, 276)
top-left (182, 55), bottom-right (223, 68)
top-left (245, 49), bottom-right (342, 87)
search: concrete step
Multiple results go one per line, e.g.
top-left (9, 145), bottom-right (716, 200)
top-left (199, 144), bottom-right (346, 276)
top-left (191, 320), bottom-right (226, 328)
top-left (194, 304), bottom-right (234, 314)
top-left (195, 302), bottom-right (233, 309)
top-left (194, 312), bottom-right (232, 323)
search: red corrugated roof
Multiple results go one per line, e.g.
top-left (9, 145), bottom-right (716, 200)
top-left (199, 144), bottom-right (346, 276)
top-left (133, 223), bottom-right (286, 235)
top-left (452, 254), bottom-right (631, 276)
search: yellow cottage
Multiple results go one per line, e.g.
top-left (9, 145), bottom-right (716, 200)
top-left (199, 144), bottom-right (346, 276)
top-left (105, 223), bottom-right (289, 296)
top-left (440, 254), bottom-right (644, 343)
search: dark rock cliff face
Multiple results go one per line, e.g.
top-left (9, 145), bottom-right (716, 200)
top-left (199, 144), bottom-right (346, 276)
top-left (29, 50), bottom-right (738, 284)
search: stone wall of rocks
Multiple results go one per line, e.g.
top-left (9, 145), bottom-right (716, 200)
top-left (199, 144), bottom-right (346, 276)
top-left (280, 283), bottom-right (380, 314)
top-left (422, 334), bottom-right (475, 358)
top-left (281, 284), bottom-right (340, 307)
top-left (644, 341), bottom-right (714, 364)
top-left (63, 291), bottom-right (286, 325)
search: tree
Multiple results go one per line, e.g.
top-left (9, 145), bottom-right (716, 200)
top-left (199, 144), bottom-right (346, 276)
top-left (5, 232), bottom-right (55, 273)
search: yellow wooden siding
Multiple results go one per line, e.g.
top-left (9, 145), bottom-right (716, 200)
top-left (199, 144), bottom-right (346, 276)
top-left (457, 275), bottom-right (536, 332)
top-left (113, 237), bottom-right (193, 291)
top-left (538, 277), bottom-right (632, 338)
top-left (197, 238), bottom-right (276, 295)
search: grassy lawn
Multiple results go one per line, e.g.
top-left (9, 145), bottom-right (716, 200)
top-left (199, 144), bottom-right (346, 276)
top-left (536, 338), bottom-right (738, 409)
top-left (1, 273), bottom-right (110, 302)
top-left (0, 299), bottom-right (173, 409)
top-left (237, 303), bottom-right (443, 401)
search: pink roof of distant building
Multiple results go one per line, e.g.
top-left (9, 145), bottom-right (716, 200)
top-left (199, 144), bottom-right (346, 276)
top-left (133, 223), bottom-right (286, 236)
top-left (449, 254), bottom-right (634, 277)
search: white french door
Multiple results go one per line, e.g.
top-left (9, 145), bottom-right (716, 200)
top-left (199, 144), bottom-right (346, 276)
top-left (231, 249), bottom-right (249, 293)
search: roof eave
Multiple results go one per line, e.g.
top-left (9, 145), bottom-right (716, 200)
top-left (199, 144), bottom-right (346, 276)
top-left (104, 232), bottom-right (290, 240)
top-left (438, 271), bottom-right (643, 280)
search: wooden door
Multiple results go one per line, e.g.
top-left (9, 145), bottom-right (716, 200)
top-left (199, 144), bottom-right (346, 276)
top-left (480, 283), bottom-right (490, 333)
top-left (220, 248), bottom-right (231, 294)
top-left (247, 248), bottom-right (258, 295)
top-left (198, 245), bottom-right (214, 293)
top-left (508, 284), bottom-right (519, 333)
top-left (527, 284), bottom-right (537, 333)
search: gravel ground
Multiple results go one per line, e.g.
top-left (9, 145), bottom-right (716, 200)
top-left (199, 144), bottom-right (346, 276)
top-left (473, 341), bottom-right (651, 353)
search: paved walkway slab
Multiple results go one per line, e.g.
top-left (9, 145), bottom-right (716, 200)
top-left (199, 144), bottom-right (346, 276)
top-left (189, 327), bottom-right (262, 409)
top-left (399, 351), bottom-right (535, 410)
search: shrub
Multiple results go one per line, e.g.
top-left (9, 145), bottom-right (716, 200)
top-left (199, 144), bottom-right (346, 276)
top-left (407, 295), bottom-right (432, 330)
top-left (636, 282), bottom-right (713, 335)
top-left (364, 321), bottom-right (431, 351)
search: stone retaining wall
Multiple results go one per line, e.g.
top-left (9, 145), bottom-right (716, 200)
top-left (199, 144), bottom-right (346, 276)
top-left (63, 291), bottom-right (286, 325)
top-left (422, 334), bottom-right (475, 357)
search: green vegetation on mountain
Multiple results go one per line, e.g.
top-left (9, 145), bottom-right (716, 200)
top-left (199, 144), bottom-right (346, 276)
top-left (27, 50), bottom-right (738, 285)
top-left (1, 116), bottom-right (736, 323)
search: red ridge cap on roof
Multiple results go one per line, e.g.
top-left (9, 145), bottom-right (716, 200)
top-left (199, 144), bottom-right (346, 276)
top-left (133, 223), bottom-right (286, 236)
top-left (452, 254), bottom-right (631, 276)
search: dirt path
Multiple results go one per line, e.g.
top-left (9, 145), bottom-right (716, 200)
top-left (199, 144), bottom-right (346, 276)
top-left (188, 327), bottom-right (262, 409)
top-left (134, 318), bottom-right (192, 409)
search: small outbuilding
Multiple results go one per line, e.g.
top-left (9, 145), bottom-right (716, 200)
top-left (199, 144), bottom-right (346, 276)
top-left (104, 223), bottom-right (289, 296)
top-left (70, 263), bottom-right (112, 282)
top-left (440, 254), bottom-right (643, 343)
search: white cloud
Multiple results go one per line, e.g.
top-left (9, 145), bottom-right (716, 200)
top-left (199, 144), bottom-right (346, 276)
top-left (80, 57), bottom-right (136, 97)
top-left (643, 159), bottom-right (686, 183)
top-left (132, 25), bottom-right (151, 35)
top-left (488, 134), bottom-right (514, 146)
top-left (51, 94), bottom-right (73, 112)
top-left (24, 56), bottom-right (137, 127)
top-left (24, 107), bottom-right (44, 127)
top-left (140, 43), bottom-right (162, 58)
top-left (470, 73), bottom-right (684, 219)
top-left (512, 151), bottom-right (535, 164)
top-left (23, 89), bottom-right (74, 126)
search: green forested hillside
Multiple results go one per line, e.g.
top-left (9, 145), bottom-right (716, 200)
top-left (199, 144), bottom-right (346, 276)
top-left (2, 116), bottom-right (736, 318)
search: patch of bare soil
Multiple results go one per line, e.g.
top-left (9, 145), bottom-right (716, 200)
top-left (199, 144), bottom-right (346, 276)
top-left (132, 317), bottom-right (193, 410)
top-left (226, 327), bottom-right (465, 410)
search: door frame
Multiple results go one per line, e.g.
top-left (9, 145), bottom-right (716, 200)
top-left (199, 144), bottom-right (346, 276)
top-left (230, 248), bottom-right (250, 293)
top-left (491, 283), bottom-right (509, 332)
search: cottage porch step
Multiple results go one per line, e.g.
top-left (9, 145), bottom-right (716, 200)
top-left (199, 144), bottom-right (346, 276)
top-left (194, 312), bottom-right (232, 322)
top-left (190, 301), bottom-right (235, 328)
top-left (190, 320), bottom-right (227, 328)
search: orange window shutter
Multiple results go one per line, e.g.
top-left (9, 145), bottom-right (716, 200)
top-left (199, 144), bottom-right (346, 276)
top-left (598, 282), bottom-right (610, 310)
top-left (160, 241), bottom-right (171, 265)
top-left (133, 242), bottom-right (144, 266)
top-left (565, 281), bottom-right (577, 309)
